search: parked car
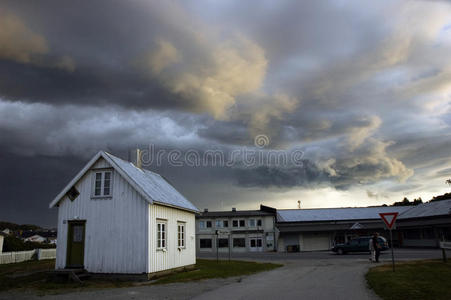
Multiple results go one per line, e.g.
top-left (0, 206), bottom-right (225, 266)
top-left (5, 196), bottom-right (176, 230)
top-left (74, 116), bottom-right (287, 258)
top-left (332, 236), bottom-right (389, 254)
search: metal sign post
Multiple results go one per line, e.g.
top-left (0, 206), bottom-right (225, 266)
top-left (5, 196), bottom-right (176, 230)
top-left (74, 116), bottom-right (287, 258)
top-left (379, 212), bottom-right (399, 272)
top-left (228, 234), bottom-right (231, 262)
top-left (215, 230), bottom-right (219, 263)
top-left (389, 229), bottom-right (395, 272)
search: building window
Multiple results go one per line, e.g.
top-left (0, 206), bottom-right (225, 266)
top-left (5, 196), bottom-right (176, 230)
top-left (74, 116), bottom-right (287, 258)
top-left (233, 238), bottom-right (246, 248)
top-left (206, 221), bottom-right (212, 228)
top-left (249, 219), bottom-right (256, 227)
top-left (250, 238), bottom-right (262, 248)
top-left (215, 220), bottom-right (229, 228)
top-left (232, 220), bottom-right (246, 228)
top-left (178, 222), bottom-right (185, 248)
top-left (200, 238), bottom-right (212, 248)
top-left (218, 238), bottom-right (229, 248)
top-left (199, 221), bottom-right (205, 229)
top-left (257, 219), bottom-right (262, 226)
top-left (157, 221), bottom-right (167, 250)
top-left (92, 171), bottom-right (113, 197)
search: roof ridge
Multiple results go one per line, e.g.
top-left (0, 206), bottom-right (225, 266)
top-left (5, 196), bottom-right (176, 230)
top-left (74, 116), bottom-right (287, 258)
top-left (278, 206), bottom-right (402, 211)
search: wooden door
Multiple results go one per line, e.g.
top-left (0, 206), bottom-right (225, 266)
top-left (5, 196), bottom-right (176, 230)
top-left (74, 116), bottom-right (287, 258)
top-left (66, 221), bottom-right (85, 268)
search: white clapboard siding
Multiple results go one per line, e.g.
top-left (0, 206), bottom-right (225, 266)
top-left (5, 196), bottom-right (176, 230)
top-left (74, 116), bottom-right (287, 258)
top-left (148, 204), bottom-right (196, 273)
top-left (56, 157), bottom-right (148, 273)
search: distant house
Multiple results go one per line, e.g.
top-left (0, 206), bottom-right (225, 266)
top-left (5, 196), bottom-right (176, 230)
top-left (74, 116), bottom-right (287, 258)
top-left (1, 228), bottom-right (11, 235)
top-left (49, 151), bottom-right (199, 276)
top-left (0, 232), bottom-right (5, 253)
top-left (23, 234), bottom-right (47, 243)
top-left (196, 205), bottom-right (277, 253)
top-left (21, 231), bottom-right (57, 244)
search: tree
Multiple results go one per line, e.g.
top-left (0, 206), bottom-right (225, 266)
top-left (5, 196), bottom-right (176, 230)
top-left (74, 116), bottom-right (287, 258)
top-left (446, 179), bottom-right (451, 186)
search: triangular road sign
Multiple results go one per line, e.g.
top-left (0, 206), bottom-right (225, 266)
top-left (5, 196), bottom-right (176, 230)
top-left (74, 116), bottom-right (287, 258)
top-left (379, 212), bottom-right (399, 229)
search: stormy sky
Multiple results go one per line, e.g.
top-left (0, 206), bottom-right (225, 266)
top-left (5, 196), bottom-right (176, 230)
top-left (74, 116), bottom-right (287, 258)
top-left (1, 0), bottom-right (451, 227)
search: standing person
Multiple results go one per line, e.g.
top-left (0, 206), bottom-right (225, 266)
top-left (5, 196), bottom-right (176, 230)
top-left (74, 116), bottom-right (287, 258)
top-left (369, 234), bottom-right (375, 262)
top-left (373, 232), bottom-right (381, 263)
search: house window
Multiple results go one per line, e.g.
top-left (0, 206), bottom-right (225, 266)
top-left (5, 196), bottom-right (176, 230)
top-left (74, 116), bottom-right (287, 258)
top-left (200, 238), bottom-right (212, 248)
top-left (178, 222), bottom-right (185, 248)
top-left (218, 238), bottom-right (229, 248)
top-left (215, 220), bottom-right (228, 228)
top-left (233, 238), bottom-right (246, 248)
top-left (157, 221), bottom-right (167, 250)
top-left (249, 219), bottom-right (256, 227)
top-left (206, 221), bottom-right (212, 228)
top-left (257, 219), bottom-right (262, 226)
top-left (93, 171), bottom-right (113, 197)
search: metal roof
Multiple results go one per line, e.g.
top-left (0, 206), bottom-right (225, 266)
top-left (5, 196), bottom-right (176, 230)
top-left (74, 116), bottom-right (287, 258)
top-left (277, 206), bottom-right (411, 223)
top-left (398, 199), bottom-right (451, 219)
top-left (50, 151), bottom-right (199, 213)
top-left (197, 210), bottom-right (274, 218)
top-left (104, 152), bottom-right (199, 212)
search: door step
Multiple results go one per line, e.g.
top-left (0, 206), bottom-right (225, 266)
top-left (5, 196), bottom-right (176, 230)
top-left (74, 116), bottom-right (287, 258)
top-left (49, 269), bottom-right (90, 283)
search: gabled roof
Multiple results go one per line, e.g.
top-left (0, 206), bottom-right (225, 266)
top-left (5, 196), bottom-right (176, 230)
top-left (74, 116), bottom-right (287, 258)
top-left (49, 151), bottom-right (199, 213)
top-left (398, 199), bottom-right (451, 219)
top-left (277, 206), bottom-right (411, 223)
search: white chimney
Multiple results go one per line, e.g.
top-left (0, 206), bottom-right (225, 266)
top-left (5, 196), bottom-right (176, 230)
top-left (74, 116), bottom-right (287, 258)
top-left (136, 149), bottom-right (142, 169)
top-left (130, 149), bottom-right (142, 169)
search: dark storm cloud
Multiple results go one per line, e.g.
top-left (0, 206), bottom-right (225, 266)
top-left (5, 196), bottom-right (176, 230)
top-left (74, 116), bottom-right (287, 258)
top-left (1, 0), bottom-right (451, 226)
top-left (0, 153), bottom-right (85, 227)
top-left (234, 161), bottom-right (329, 188)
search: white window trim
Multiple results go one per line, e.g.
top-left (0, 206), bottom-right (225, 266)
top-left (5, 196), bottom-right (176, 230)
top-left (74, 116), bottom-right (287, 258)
top-left (215, 219), bottom-right (228, 228)
top-left (232, 219), bottom-right (246, 228)
top-left (177, 222), bottom-right (186, 249)
top-left (91, 170), bottom-right (113, 199)
top-left (157, 220), bottom-right (167, 251)
top-left (199, 220), bottom-right (206, 229)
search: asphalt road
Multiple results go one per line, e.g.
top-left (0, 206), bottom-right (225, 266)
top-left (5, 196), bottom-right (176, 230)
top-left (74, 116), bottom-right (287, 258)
top-left (1, 248), bottom-right (448, 300)
top-left (197, 247), bottom-right (447, 262)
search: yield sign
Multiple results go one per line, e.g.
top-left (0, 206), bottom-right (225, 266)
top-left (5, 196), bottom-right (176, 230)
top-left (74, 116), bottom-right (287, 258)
top-left (379, 212), bottom-right (398, 229)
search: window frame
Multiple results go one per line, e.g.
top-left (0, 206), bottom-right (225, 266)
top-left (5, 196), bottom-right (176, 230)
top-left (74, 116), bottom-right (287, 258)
top-left (215, 220), bottom-right (229, 228)
top-left (177, 222), bottom-right (186, 249)
top-left (200, 238), bottom-right (213, 249)
top-left (156, 220), bottom-right (167, 250)
top-left (233, 238), bottom-right (246, 248)
top-left (91, 170), bottom-right (113, 198)
top-left (199, 221), bottom-right (206, 229)
top-left (232, 219), bottom-right (246, 228)
top-left (218, 238), bottom-right (229, 248)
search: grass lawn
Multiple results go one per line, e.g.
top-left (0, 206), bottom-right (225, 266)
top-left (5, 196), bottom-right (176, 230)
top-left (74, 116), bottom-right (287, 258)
top-left (0, 259), bottom-right (281, 294)
top-left (366, 260), bottom-right (451, 300)
top-left (154, 259), bottom-right (282, 284)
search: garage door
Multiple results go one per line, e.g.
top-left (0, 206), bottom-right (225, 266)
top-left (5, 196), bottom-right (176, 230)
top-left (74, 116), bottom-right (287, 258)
top-left (302, 233), bottom-right (330, 251)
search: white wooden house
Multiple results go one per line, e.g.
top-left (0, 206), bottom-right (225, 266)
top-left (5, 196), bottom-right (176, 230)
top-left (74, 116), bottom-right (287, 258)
top-left (49, 151), bottom-right (199, 275)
